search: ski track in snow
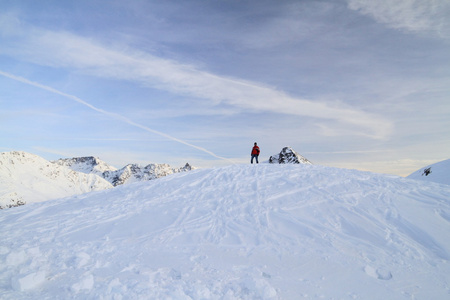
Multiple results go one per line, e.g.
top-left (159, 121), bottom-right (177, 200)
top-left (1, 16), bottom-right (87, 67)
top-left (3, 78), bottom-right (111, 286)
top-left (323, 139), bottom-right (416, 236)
top-left (1, 164), bottom-right (449, 299)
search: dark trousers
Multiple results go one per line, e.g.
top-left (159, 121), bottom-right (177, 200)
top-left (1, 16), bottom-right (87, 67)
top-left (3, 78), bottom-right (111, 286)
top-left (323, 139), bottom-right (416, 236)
top-left (251, 154), bottom-right (259, 164)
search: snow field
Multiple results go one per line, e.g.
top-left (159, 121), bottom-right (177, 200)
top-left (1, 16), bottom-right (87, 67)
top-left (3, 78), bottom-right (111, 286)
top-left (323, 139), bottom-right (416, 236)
top-left (1, 164), bottom-right (449, 299)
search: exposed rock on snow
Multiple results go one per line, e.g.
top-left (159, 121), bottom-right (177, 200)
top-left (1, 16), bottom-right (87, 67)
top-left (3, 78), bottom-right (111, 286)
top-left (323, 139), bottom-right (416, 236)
top-left (0, 151), bottom-right (112, 209)
top-left (407, 158), bottom-right (450, 185)
top-left (268, 146), bottom-right (312, 164)
top-left (0, 164), bottom-right (449, 299)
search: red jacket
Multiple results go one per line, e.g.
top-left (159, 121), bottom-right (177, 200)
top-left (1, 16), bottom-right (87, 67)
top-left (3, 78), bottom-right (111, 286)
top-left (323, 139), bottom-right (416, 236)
top-left (251, 146), bottom-right (260, 155)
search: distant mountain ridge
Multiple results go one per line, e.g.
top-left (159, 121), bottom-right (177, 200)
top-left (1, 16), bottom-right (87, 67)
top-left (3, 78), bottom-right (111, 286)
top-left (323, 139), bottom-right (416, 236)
top-left (269, 147), bottom-right (312, 164)
top-left (53, 156), bottom-right (118, 176)
top-left (54, 157), bottom-right (194, 187)
top-left (1, 151), bottom-right (194, 208)
top-left (106, 163), bottom-right (193, 186)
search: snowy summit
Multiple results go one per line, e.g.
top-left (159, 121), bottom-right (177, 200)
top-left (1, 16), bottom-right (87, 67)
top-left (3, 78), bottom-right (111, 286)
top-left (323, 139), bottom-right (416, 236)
top-left (1, 164), bottom-right (449, 299)
top-left (268, 147), bottom-right (312, 164)
top-left (53, 156), bottom-right (118, 177)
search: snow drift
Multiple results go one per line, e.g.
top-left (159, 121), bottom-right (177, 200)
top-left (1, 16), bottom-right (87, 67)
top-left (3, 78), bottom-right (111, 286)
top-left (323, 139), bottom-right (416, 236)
top-left (407, 158), bottom-right (450, 185)
top-left (1, 164), bottom-right (449, 299)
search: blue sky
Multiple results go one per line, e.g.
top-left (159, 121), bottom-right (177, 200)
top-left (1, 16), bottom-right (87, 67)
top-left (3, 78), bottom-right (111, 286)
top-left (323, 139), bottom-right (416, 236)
top-left (1, 0), bottom-right (449, 175)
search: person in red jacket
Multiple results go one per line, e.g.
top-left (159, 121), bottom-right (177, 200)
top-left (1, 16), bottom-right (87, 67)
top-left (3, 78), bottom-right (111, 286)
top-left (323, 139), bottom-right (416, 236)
top-left (251, 142), bottom-right (260, 164)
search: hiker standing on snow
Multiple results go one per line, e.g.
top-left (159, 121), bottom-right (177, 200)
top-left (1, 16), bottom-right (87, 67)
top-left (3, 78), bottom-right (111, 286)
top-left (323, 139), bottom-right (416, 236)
top-left (251, 142), bottom-right (260, 164)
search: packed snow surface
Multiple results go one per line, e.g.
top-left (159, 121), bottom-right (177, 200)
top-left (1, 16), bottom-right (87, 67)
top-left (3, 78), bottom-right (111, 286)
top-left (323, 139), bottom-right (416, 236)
top-left (407, 159), bottom-right (450, 186)
top-left (1, 164), bottom-right (449, 299)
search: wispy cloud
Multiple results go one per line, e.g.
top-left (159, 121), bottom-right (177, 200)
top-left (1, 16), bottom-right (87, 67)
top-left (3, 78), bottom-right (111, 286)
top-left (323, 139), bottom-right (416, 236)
top-left (0, 13), bottom-right (392, 139)
top-left (0, 70), bottom-right (233, 163)
top-left (347, 0), bottom-right (450, 39)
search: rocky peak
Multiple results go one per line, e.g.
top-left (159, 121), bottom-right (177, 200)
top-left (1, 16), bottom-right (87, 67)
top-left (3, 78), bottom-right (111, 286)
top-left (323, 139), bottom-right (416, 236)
top-left (269, 147), bottom-right (312, 164)
top-left (180, 163), bottom-right (193, 172)
top-left (53, 156), bottom-right (117, 175)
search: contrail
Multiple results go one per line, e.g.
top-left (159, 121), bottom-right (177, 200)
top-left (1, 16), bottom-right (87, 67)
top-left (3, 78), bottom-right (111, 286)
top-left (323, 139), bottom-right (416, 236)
top-left (0, 70), bottom-right (234, 163)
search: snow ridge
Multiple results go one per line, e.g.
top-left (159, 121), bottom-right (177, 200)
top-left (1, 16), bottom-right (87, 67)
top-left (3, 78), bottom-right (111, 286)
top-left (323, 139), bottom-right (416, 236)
top-left (269, 146), bottom-right (312, 164)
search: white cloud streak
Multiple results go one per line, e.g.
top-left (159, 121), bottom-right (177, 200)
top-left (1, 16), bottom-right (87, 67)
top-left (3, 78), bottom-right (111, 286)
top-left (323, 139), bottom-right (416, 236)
top-left (347, 0), bottom-right (450, 39)
top-left (0, 70), bottom-right (234, 163)
top-left (0, 13), bottom-right (392, 139)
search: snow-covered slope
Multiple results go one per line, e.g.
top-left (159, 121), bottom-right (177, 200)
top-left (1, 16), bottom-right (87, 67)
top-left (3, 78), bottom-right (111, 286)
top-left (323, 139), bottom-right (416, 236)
top-left (407, 159), bottom-right (450, 185)
top-left (269, 146), bottom-right (312, 164)
top-left (0, 151), bottom-right (113, 209)
top-left (1, 164), bottom-right (449, 299)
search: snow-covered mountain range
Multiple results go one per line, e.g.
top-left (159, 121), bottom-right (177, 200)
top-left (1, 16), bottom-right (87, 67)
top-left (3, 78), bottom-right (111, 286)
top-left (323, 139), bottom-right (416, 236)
top-left (268, 146), bottom-right (312, 164)
top-left (0, 151), bottom-right (194, 208)
top-left (407, 158), bottom-right (450, 185)
top-left (54, 156), bottom-right (194, 187)
top-left (1, 164), bottom-right (449, 299)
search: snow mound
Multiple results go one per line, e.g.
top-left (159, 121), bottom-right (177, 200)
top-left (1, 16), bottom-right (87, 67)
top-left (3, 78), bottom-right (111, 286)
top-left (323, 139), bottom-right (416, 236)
top-left (0, 151), bottom-right (112, 209)
top-left (0, 164), bottom-right (449, 299)
top-left (269, 146), bottom-right (312, 164)
top-left (407, 159), bottom-right (450, 185)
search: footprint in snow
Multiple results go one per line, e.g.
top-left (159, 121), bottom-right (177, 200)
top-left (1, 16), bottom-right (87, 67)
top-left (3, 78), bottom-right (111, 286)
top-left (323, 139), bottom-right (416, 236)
top-left (364, 265), bottom-right (392, 280)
